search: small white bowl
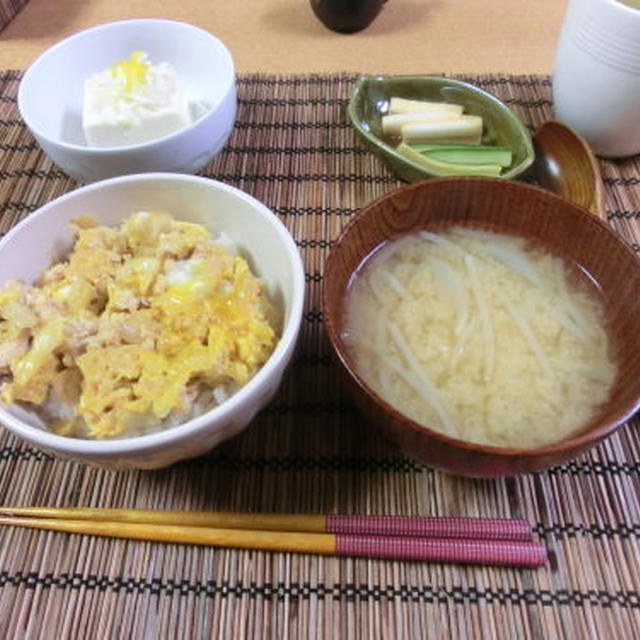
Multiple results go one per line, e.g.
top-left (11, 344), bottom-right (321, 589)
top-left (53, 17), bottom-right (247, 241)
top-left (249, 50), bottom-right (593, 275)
top-left (0, 173), bottom-right (305, 469)
top-left (18, 19), bottom-right (236, 183)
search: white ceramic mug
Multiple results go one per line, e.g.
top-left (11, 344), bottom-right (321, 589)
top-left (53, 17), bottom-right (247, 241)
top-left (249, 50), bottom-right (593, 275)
top-left (553, 0), bottom-right (640, 158)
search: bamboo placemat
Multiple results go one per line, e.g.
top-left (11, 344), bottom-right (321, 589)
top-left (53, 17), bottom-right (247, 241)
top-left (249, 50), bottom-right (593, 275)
top-left (1, 71), bottom-right (639, 640)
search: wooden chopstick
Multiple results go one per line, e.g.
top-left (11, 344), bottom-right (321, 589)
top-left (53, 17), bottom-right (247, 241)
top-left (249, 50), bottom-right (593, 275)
top-left (0, 515), bottom-right (547, 567)
top-left (0, 507), bottom-right (534, 541)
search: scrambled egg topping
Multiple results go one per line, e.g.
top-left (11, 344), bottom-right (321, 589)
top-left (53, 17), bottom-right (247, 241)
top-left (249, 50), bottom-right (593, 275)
top-left (0, 212), bottom-right (278, 439)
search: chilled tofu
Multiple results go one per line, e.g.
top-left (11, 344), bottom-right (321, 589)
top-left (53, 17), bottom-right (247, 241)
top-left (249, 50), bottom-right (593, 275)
top-left (82, 51), bottom-right (192, 148)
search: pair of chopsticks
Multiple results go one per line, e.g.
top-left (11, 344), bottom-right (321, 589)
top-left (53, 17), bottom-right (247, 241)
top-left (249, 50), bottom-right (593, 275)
top-left (0, 507), bottom-right (547, 567)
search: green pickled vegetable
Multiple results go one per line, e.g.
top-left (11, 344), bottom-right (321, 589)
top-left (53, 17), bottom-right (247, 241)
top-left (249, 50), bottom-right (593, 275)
top-left (397, 142), bottom-right (503, 178)
top-left (409, 143), bottom-right (513, 168)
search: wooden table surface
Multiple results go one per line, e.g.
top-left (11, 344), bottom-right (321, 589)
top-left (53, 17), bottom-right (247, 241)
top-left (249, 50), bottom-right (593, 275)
top-left (0, 0), bottom-right (567, 74)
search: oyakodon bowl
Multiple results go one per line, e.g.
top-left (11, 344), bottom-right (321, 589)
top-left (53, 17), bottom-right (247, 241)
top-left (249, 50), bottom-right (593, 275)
top-left (0, 173), bottom-right (305, 469)
top-left (322, 177), bottom-right (640, 477)
top-left (18, 19), bottom-right (236, 183)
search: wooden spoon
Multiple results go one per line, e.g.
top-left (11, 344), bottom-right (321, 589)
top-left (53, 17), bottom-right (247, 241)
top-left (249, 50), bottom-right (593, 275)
top-left (533, 120), bottom-right (605, 220)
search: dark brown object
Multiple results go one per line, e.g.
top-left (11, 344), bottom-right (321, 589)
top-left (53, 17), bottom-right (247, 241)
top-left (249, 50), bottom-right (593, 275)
top-left (533, 120), bottom-right (605, 219)
top-left (322, 177), bottom-right (640, 477)
top-left (310, 0), bottom-right (386, 33)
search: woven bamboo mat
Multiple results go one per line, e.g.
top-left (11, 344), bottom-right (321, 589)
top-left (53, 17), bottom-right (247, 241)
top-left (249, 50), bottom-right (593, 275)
top-left (0, 71), bottom-right (639, 640)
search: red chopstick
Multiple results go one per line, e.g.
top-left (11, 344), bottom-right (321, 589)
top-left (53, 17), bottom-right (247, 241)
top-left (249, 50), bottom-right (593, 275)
top-left (335, 534), bottom-right (546, 566)
top-left (0, 507), bottom-right (534, 541)
top-left (326, 514), bottom-right (533, 541)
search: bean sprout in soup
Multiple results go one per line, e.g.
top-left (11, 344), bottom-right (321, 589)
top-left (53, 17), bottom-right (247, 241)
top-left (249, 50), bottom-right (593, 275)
top-left (341, 227), bottom-right (616, 448)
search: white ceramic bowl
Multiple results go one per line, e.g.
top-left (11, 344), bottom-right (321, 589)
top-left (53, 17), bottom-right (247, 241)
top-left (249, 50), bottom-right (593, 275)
top-left (0, 173), bottom-right (305, 469)
top-left (18, 19), bottom-right (236, 183)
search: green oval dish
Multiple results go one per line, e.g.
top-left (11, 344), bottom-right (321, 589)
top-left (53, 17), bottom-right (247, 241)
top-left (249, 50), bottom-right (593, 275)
top-left (347, 74), bottom-right (535, 182)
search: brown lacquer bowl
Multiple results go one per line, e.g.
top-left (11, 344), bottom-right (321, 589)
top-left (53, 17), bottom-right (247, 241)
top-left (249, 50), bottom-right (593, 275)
top-left (322, 177), bottom-right (640, 477)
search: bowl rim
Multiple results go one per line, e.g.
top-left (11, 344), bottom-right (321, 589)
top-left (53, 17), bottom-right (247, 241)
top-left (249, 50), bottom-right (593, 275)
top-left (347, 74), bottom-right (535, 180)
top-left (322, 176), bottom-right (640, 460)
top-left (17, 18), bottom-right (235, 154)
top-left (0, 172), bottom-right (305, 456)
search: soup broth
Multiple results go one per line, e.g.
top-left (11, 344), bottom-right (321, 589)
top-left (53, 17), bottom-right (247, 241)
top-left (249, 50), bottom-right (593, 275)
top-left (341, 227), bottom-right (616, 448)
